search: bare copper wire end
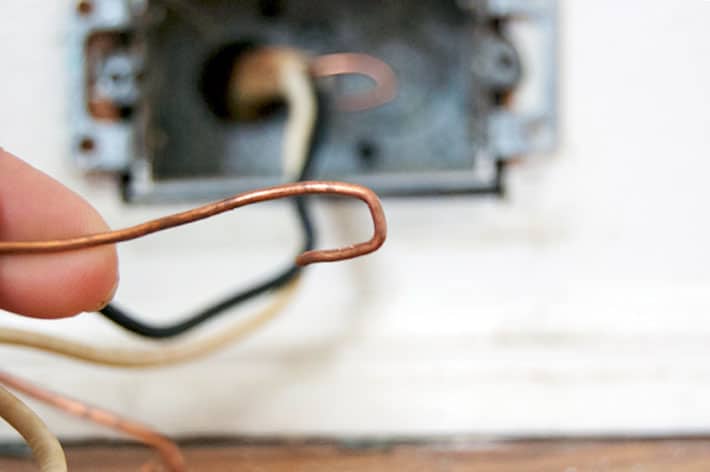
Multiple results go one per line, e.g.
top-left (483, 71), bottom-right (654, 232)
top-left (0, 181), bottom-right (387, 266)
top-left (311, 53), bottom-right (398, 111)
top-left (0, 371), bottom-right (186, 472)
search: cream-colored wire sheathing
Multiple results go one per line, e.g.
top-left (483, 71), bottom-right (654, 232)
top-left (280, 54), bottom-right (318, 179)
top-left (0, 384), bottom-right (67, 472)
top-left (229, 47), bottom-right (316, 179)
top-left (0, 277), bottom-right (299, 368)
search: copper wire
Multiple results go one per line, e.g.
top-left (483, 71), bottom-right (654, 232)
top-left (0, 181), bottom-right (386, 266)
top-left (0, 371), bottom-right (186, 472)
top-left (311, 53), bottom-right (398, 111)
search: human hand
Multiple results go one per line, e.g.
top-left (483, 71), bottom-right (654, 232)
top-left (0, 149), bottom-right (118, 319)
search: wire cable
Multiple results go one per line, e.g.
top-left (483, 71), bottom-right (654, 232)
top-left (13, 48), bottom-right (394, 339)
top-left (96, 191), bottom-right (313, 339)
top-left (0, 383), bottom-right (67, 472)
top-left (93, 49), bottom-right (322, 339)
top-left (0, 277), bottom-right (299, 368)
top-left (278, 51), bottom-right (319, 179)
top-left (0, 371), bottom-right (185, 472)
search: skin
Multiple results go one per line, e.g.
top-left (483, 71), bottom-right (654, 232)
top-left (0, 149), bottom-right (118, 319)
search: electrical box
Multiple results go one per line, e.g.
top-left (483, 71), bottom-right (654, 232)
top-left (69, 0), bottom-right (557, 202)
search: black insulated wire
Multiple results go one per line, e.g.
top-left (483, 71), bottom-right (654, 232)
top-left (97, 91), bottom-right (325, 339)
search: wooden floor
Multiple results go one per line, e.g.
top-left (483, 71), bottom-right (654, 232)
top-left (2, 439), bottom-right (710, 471)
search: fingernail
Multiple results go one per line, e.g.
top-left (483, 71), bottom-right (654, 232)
top-left (94, 274), bottom-right (119, 311)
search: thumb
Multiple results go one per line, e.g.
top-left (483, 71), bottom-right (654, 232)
top-left (0, 149), bottom-right (119, 318)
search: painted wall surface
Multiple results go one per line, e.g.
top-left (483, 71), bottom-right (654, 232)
top-left (1, 0), bottom-right (710, 439)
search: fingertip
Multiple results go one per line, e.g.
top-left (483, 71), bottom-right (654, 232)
top-left (1, 246), bottom-right (119, 319)
top-left (0, 150), bottom-right (120, 319)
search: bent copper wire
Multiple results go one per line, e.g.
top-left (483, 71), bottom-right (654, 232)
top-left (311, 53), bottom-right (398, 111)
top-left (0, 181), bottom-right (387, 266)
top-left (229, 49), bottom-right (397, 113)
top-left (0, 370), bottom-right (186, 472)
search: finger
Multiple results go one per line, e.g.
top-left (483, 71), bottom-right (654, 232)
top-left (0, 149), bottom-right (119, 319)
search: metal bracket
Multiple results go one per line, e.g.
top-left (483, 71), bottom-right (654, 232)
top-left (69, 0), bottom-right (138, 171)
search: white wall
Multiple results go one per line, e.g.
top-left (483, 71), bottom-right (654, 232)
top-left (1, 0), bottom-right (710, 440)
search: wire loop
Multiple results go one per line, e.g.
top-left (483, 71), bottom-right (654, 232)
top-left (311, 53), bottom-right (398, 111)
top-left (0, 181), bottom-right (386, 266)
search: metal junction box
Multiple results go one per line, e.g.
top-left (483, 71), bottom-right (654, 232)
top-left (69, 0), bottom-right (557, 202)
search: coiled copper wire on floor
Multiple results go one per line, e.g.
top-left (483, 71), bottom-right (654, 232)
top-left (0, 181), bottom-right (387, 266)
